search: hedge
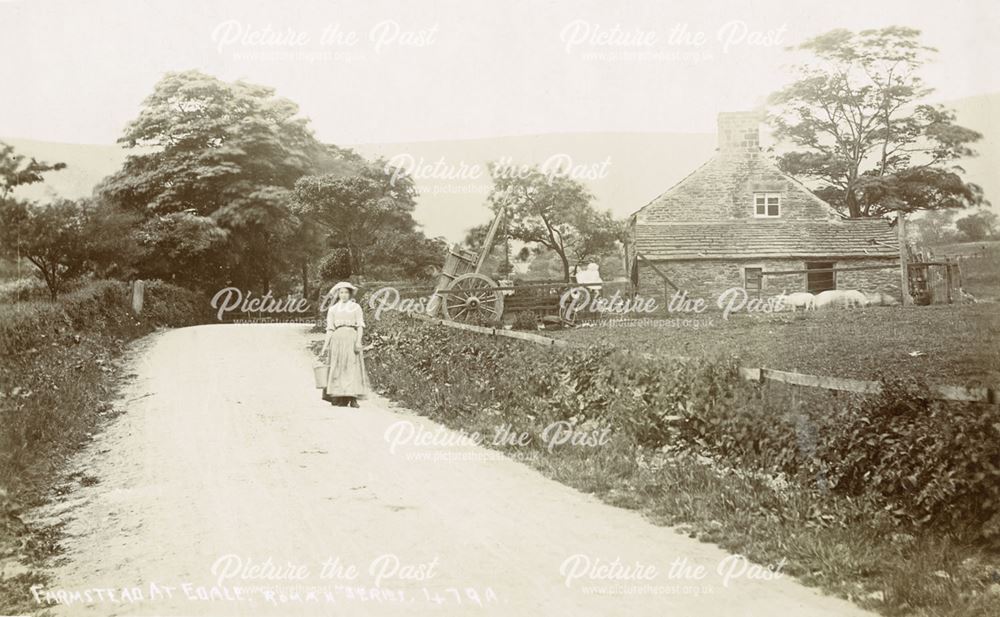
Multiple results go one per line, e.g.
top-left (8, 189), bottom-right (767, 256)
top-left (367, 313), bottom-right (1000, 545)
top-left (0, 279), bottom-right (212, 491)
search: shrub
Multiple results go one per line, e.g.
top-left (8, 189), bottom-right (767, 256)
top-left (367, 313), bottom-right (1000, 544)
top-left (819, 379), bottom-right (1000, 541)
top-left (142, 279), bottom-right (213, 327)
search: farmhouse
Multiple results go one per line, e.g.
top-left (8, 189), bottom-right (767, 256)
top-left (626, 111), bottom-right (900, 301)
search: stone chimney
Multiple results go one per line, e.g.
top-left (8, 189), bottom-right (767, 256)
top-left (717, 111), bottom-right (762, 157)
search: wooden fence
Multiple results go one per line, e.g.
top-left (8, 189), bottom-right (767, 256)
top-left (737, 367), bottom-right (995, 404)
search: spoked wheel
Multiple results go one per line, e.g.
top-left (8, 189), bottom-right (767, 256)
top-left (442, 273), bottom-right (504, 324)
top-left (561, 294), bottom-right (579, 326)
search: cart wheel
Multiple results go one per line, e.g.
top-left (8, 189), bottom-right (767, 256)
top-left (561, 304), bottom-right (578, 326)
top-left (443, 273), bottom-right (504, 324)
top-left (559, 287), bottom-right (581, 326)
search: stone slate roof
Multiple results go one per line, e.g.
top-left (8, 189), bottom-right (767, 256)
top-left (629, 113), bottom-right (901, 261)
top-left (631, 154), bottom-right (841, 224)
top-left (635, 220), bottom-right (898, 260)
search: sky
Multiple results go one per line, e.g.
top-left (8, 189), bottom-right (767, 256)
top-left (1, 0), bottom-right (998, 146)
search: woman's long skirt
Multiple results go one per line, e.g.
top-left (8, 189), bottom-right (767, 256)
top-left (324, 328), bottom-right (369, 398)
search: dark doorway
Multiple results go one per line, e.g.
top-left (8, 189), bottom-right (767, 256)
top-left (806, 261), bottom-right (836, 293)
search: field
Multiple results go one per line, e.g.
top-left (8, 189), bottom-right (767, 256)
top-left (548, 303), bottom-right (1000, 387)
top-left (536, 241), bottom-right (1000, 388)
top-left (931, 240), bottom-right (1000, 302)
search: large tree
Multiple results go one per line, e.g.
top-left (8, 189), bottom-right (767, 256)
top-left (98, 70), bottom-right (354, 291)
top-left (486, 164), bottom-right (620, 282)
top-left (287, 146), bottom-right (367, 295)
top-left (769, 27), bottom-right (985, 218)
top-left (292, 162), bottom-right (441, 280)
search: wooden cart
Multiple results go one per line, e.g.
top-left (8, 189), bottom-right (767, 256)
top-left (428, 209), bottom-right (578, 326)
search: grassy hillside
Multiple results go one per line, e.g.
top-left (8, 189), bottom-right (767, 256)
top-left (3, 138), bottom-right (131, 202)
top-left (351, 131), bottom-right (717, 239)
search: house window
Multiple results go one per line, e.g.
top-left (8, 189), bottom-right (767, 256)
top-left (754, 193), bottom-right (780, 217)
top-left (744, 266), bottom-right (763, 298)
top-left (806, 261), bottom-right (836, 293)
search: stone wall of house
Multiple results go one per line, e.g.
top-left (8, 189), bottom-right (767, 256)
top-left (636, 257), bottom-right (901, 309)
top-left (837, 262), bottom-right (902, 298)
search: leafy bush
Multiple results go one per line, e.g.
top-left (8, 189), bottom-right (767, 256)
top-left (368, 314), bottom-right (1000, 544)
top-left (819, 379), bottom-right (1000, 539)
top-left (142, 279), bottom-right (214, 327)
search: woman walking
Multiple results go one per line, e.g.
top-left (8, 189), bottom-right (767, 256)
top-left (320, 281), bottom-right (369, 407)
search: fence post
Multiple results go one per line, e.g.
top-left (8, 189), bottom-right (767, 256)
top-left (131, 279), bottom-right (145, 315)
top-left (897, 212), bottom-right (910, 306)
top-left (945, 260), bottom-right (954, 304)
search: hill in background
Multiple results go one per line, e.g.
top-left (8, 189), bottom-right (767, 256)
top-left (4, 139), bottom-right (130, 203)
top-left (5, 92), bottom-right (997, 242)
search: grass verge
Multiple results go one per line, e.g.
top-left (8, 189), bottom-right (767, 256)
top-left (0, 279), bottom-right (210, 615)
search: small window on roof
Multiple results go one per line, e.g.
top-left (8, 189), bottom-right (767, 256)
top-left (754, 193), bottom-right (780, 218)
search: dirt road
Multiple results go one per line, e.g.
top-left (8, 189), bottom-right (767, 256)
top-left (27, 324), bottom-right (875, 616)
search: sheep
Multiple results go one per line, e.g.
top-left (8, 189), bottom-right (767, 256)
top-left (813, 290), bottom-right (842, 309)
top-left (780, 291), bottom-right (815, 311)
top-left (842, 290), bottom-right (869, 308)
top-left (814, 289), bottom-right (869, 309)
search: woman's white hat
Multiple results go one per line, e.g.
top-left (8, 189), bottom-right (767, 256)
top-left (330, 281), bottom-right (358, 295)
